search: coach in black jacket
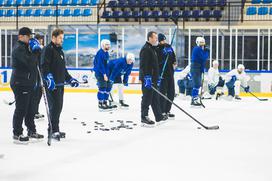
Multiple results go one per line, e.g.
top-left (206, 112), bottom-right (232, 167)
top-left (139, 31), bottom-right (167, 127)
top-left (10, 27), bottom-right (44, 143)
top-left (41, 28), bottom-right (79, 140)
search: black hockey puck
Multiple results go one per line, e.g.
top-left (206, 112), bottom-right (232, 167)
top-left (73, 118), bottom-right (77, 120)
top-left (82, 124), bottom-right (87, 126)
top-left (87, 131), bottom-right (91, 134)
top-left (126, 121), bottom-right (133, 123)
top-left (110, 120), bottom-right (114, 123)
top-left (197, 127), bottom-right (201, 129)
top-left (133, 124), bottom-right (137, 126)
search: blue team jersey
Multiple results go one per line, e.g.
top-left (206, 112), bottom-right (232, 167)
top-left (93, 48), bottom-right (109, 77)
top-left (108, 57), bottom-right (133, 83)
top-left (191, 46), bottom-right (209, 65)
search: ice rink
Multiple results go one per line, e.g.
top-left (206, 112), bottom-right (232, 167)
top-left (0, 91), bottom-right (271, 181)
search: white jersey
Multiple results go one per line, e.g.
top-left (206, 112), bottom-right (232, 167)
top-left (225, 69), bottom-right (248, 87)
top-left (178, 65), bottom-right (190, 80)
top-left (207, 67), bottom-right (220, 86)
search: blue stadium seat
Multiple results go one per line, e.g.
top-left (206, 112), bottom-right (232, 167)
top-left (6, 9), bottom-right (15, 16)
top-left (54, 9), bottom-right (62, 16)
top-left (258, 7), bottom-right (268, 15)
top-left (24, 9), bottom-right (32, 16)
top-left (0, 0), bottom-right (4, 6)
top-left (17, 9), bottom-right (24, 16)
top-left (90, 0), bottom-right (97, 5)
top-left (117, 0), bottom-right (126, 7)
top-left (138, 0), bottom-right (146, 7)
top-left (43, 9), bottom-right (53, 16)
top-left (132, 11), bottom-right (140, 18)
top-left (172, 10), bottom-right (181, 18)
top-left (197, 0), bottom-right (206, 7)
top-left (156, 0), bottom-right (164, 7)
top-left (182, 10), bottom-right (190, 18)
top-left (202, 9), bottom-right (211, 18)
top-left (121, 11), bottom-right (132, 18)
top-left (53, 0), bottom-right (59, 5)
top-left (251, 0), bottom-right (261, 4)
top-left (270, 7), bottom-right (272, 14)
top-left (161, 10), bottom-right (171, 18)
top-left (42, 0), bottom-right (51, 6)
top-left (34, 9), bottom-right (42, 16)
top-left (82, 9), bottom-right (91, 16)
top-left (166, 0), bottom-right (176, 7)
top-left (108, 0), bottom-right (117, 7)
top-left (101, 11), bottom-right (110, 18)
top-left (177, 0), bottom-right (185, 7)
top-left (151, 10), bottom-right (160, 18)
top-left (112, 10), bottom-right (121, 18)
top-left (127, 0), bottom-right (136, 7)
top-left (81, 0), bottom-right (89, 5)
top-left (186, 0), bottom-right (197, 7)
top-left (6, 0), bottom-right (14, 6)
top-left (0, 10), bottom-right (4, 17)
top-left (207, 0), bottom-right (216, 6)
top-left (71, 0), bottom-right (77, 5)
top-left (263, 0), bottom-right (272, 3)
top-left (213, 10), bottom-right (222, 18)
top-left (142, 10), bottom-right (151, 18)
top-left (24, 0), bottom-right (32, 6)
top-left (192, 10), bottom-right (201, 18)
top-left (62, 0), bottom-right (70, 5)
top-left (15, 0), bottom-right (23, 5)
top-left (34, 0), bottom-right (42, 5)
top-left (246, 6), bottom-right (257, 15)
top-left (63, 9), bottom-right (71, 16)
top-left (73, 9), bottom-right (81, 16)
top-left (218, 0), bottom-right (227, 7)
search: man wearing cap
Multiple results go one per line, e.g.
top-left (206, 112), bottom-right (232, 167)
top-left (41, 28), bottom-right (79, 141)
top-left (10, 27), bottom-right (44, 143)
top-left (156, 33), bottom-right (177, 119)
top-left (107, 53), bottom-right (135, 109)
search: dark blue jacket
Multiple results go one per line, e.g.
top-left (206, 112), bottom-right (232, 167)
top-left (93, 48), bottom-right (109, 78)
top-left (108, 57), bottom-right (133, 84)
top-left (191, 46), bottom-right (209, 71)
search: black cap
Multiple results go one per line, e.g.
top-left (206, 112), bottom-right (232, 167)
top-left (34, 33), bottom-right (43, 40)
top-left (158, 33), bottom-right (166, 42)
top-left (18, 27), bottom-right (33, 36)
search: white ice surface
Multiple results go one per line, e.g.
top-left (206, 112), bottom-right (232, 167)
top-left (0, 92), bottom-right (272, 181)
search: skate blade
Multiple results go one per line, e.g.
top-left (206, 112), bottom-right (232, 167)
top-left (99, 109), bottom-right (112, 112)
top-left (29, 138), bottom-right (44, 143)
top-left (119, 106), bottom-right (129, 110)
top-left (156, 120), bottom-right (167, 126)
top-left (34, 118), bottom-right (45, 121)
top-left (167, 117), bottom-right (175, 120)
top-left (13, 140), bottom-right (29, 145)
top-left (141, 123), bottom-right (155, 128)
top-left (190, 105), bottom-right (203, 108)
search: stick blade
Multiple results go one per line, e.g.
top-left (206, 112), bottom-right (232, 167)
top-left (260, 99), bottom-right (268, 101)
top-left (205, 125), bottom-right (219, 130)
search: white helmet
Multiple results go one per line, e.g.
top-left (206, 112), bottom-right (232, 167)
top-left (237, 64), bottom-right (245, 71)
top-left (212, 60), bottom-right (219, 66)
top-left (126, 53), bottom-right (135, 62)
top-left (196, 36), bottom-right (205, 46)
top-left (101, 39), bottom-right (111, 49)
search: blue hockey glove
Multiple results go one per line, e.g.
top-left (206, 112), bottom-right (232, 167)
top-left (45, 73), bottom-right (55, 91)
top-left (244, 86), bottom-right (250, 93)
top-left (204, 46), bottom-right (210, 52)
top-left (163, 47), bottom-right (173, 55)
top-left (29, 38), bottom-right (41, 53)
top-left (231, 75), bottom-right (237, 82)
top-left (157, 78), bottom-right (161, 87)
top-left (69, 78), bottom-right (79, 87)
top-left (144, 75), bottom-right (152, 89)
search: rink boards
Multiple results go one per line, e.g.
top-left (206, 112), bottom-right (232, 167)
top-left (0, 67), bottom-right (272, 97)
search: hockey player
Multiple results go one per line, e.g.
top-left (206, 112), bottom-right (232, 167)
top-left (139, 31), bottom-right (168, 127)
top-left (42, 28), bottom-right (79, 141)
top-left (10, 27), bottom-right (44, 143)
top-left (190, 37), bottom-right (209, 106)
top-left (156, 33), bottom-right (177, 119)
top-left (177, 65), bottom-right (193, 97)
top-left (108, 53), bottom-right (135, 109)
top-left (225, 64), bottom-right (250, 100)
top-left (93, 39), bottom-right (116, 111)
top-left (207, 60), bottom-right (225, 100)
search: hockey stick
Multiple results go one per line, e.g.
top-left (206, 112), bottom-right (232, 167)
top-left (199, 73), bottom-right (206, 108)
top-left (37, 66), bottom-right (53, 146)
top-left (55, 80), bottom-right (88, 87)
top-left (151, 85), bottom-right (219, 130)
top-left (3, 99), bottom-right (16, 105)
top-left (240, 85), bottom-right (268, 101)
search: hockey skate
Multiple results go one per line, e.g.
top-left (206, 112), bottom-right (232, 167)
top-left (167, 112), bottom-right (175, 120)
top-left (141, 116), bottom-right (155, 128)
top-left (13, 134), bottom-right (29, 145)
top-left (98, 101), bottom-right (112, 112)
top-left (119, 100), bottom-right (129, 109)
top-left (191, 97), bottom-right (202, 107)
top-left (156, 114), bottom-right (168, 126)
top-left (235, 95), bottom-right (242, 100)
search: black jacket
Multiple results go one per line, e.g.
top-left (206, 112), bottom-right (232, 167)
top-left (139, 41), bottom-right (159, 82)
top-left (41, 41), bottom-right (72, 84)
top-left (156, 43), bottom-right (176, 77)
top-left (10, 40), bottom-right (38, 87)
